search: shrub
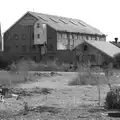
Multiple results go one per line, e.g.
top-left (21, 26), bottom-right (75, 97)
top-left (68, 62), bottom-right (99, 86)
top-left (104, 88), bottom-right (120, 109)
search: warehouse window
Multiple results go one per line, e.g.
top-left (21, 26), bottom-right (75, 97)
top-left (37, 34), bottom-right (40, 39)
top-left (15, 34), bottom-right (19, 40)
top-left (32, 45), bottom-right (36, 51)
top-left (37, 23), bottom-right (40, 28)
top-left (20, 56), bottom-right (24, 59)
top-left (59, 19), bottom-right (68, 24)
top-left (78, 21), bottom-right (86, 27)
top-left (95, 36), bottom-right (97, 40)
top-left (83, 45), bottom-right (88, 51)
top-left (91, 55), bottom-right (96, 61)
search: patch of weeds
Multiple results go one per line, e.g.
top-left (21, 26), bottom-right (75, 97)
top-left (68, 62), bottom-right (99, 86)
top-left (10, 88), bottom-right (32, 96)
top-left (31, 106), bottom-right (62, 114)
top-left (31, 87), bottom-right (54, 95)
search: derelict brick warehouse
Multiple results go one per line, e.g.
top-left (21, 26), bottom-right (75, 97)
top-left (2, 11), bottom-right (120, 65)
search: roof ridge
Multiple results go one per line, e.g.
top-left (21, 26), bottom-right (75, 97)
top-left (29, 11), bottom-right (102, 33)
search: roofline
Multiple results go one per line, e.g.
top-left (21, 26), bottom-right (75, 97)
top-left (3, 11), bottom-right (40, 34)
top-left (3, 11), bottom-right (106, 36)
top-left (73, 40), bottom-right (116, 59)
top-left (84, 41), bottom-right (114, 58)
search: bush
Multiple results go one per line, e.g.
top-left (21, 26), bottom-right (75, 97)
top-left (68, 62), bottom-right (100, 86)
top-left (104, 89), bottom-right (120, 109)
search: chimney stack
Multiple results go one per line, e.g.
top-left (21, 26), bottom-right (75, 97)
top-left (115, 38), bottom-right (118, 43)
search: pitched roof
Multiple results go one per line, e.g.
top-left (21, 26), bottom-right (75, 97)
top-left (109, 41), bottom-right (120, 48)
top-left (74, 40), bottom-right (120, 59)
top-left (29, 11), bottom-right (105, 36)
top-left (4, 11), bottom-right (105, 36)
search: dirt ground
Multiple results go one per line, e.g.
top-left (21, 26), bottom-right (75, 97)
top-left (0, 71), bottom-right (120, 120)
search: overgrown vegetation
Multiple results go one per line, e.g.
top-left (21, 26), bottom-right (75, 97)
top-left (104, 86), bottom-right (120, 109)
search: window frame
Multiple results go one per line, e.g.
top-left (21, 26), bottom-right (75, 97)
top-left (37, 34), bottom-right (40, 39)
top-left (37, 23), bottom-right (40, 28)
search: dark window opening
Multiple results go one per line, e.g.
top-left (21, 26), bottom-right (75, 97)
top-left (37, 34), bottom-right (40, 39)
top-left (37, 23), bottom-right (40, 28)
top-left (91, 55), bottom-right (96, 61)
top-left (15, 34), bottom-right (19, 40)
top-left (83, 45), bottom-right (88, 51)
top-left (32, 45), bottom-right (36, 51)
top-left (20, 56), bottom-right (24, 59)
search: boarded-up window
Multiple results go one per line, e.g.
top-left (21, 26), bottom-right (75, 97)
top-left (91, 55), bottom-right (96, 61)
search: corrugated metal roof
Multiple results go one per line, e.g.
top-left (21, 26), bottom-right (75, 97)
top-left (29, 11), bottom-right (105, 36)
top-left (73, 40), bottom-right (120, 58)
top-left (110, 41), bottom-right (120, 48)
top-left (85, 40), bottom-right (120, 58)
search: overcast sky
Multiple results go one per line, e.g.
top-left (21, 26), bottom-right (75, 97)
top-left (0, 0), bottom-right (120, 41)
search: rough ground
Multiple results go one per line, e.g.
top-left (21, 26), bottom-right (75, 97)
top-left (0, 71), bottom-right (120, 120)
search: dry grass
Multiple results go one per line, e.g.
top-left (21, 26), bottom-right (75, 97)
top-left (0, 60), bottom-right (119, 119)
top-left (0, 71), bottom-right (120, 119)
